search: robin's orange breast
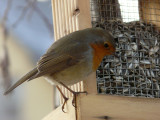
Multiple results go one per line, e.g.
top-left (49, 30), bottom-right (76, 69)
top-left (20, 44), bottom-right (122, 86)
top-left (90, 43), bottom-right (115, 71)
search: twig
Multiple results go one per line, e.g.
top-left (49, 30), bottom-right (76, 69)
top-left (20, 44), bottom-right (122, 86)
top-left (13, 0), bottom-right (53, 36)
top-left (0, 0), bottom-right (12, 90)
top-left (26, 0), bottom-right (53, 36)
top-left (12, 5), bottom-right (30, 27)
top-left (1, 0), bottom-right (12, 24)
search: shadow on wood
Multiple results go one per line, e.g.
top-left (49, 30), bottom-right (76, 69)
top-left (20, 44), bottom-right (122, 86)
top-left (42, 98), bottom-right (76, 120)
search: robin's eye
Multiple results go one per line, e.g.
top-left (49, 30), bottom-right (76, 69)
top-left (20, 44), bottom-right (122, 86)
top-left (104, 43), bottom-right (109, 48)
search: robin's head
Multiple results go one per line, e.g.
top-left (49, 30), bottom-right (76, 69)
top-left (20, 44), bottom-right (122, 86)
top-left (82, 28), bottom-right (116, 70)
top-left (85, 28), bottom-right (116, 56)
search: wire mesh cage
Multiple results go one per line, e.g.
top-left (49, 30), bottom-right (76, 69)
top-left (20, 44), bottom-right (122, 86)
top-left (90, 0), bottom-right (160, 98)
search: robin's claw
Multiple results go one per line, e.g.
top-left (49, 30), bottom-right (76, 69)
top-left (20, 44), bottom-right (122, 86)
top-left (62, 97), bottom-right (69, 113)
top-left (59, 82), bottom-right (88, 108)
top-left (72, 97), bottom-right (76, 108)
top-left (56, 85), bottom-right (69, 113)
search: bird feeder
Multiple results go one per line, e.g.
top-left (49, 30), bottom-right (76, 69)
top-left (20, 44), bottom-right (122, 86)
top-left (43, 0), bottom-right (160, 120)
top-left (93, 0), bottom-right (160, 98)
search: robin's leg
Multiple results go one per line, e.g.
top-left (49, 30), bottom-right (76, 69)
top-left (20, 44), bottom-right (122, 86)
top-left (56, 85), bottom-right (68, 113)
top-left (59, 82), bottom-right (87, 107)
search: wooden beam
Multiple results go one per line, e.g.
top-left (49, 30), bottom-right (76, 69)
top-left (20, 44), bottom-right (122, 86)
top-left (43, 94), bottom-right (160, 120)
top-left (77, 94), bottom-right (160, 120)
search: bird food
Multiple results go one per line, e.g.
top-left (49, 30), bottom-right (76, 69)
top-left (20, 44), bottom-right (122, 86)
top-left (94, 20), bottom-right (160, 98)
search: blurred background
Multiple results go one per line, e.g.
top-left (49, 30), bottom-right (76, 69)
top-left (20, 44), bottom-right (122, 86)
top-left (0, 0), bottom-right (57, 120)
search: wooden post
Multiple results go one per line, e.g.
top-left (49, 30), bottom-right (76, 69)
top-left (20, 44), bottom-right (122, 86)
top-left (77, 0), bottom-right (97, 94)
top-left (77, 0), bottom-right (92, 29)
top-left (139, 0), bottom-right (160, 30)
top-left (83, 72), bottom-right (97, 94)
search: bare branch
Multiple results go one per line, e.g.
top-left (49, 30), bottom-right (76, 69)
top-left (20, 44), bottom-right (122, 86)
top-left (0, 0), bottom-right (12, 90)
top-left (1, 0), bottom-right (12, 24)
top-left (13, 0), bottom-right (53, 36)
top-left (26, 0), bottom-right (53, 36)
top-left (12, 5), bottom-right (30, 27)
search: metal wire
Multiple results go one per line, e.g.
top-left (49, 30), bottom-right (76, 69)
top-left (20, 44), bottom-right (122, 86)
top-left (90, 0), bottom-right (160, 98)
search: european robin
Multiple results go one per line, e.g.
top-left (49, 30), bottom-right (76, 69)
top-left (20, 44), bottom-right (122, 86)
top-left (4, 28), bottom-right (115, 111)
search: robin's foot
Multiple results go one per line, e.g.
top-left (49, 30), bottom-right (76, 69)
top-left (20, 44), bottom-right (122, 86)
top-left (72, 91), bottom-right (87, 107)
top-left (62, 96), bottom-right (69, 113)
top-left (59, 82), bottom-right (88, 108)
top-left (56, 85), bottom-right (69, 113)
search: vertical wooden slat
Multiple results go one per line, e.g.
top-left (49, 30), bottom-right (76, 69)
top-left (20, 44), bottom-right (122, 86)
top-left (73, 0), bottom-right (79, 30)
top-left (51, 0), bottom-right (57, 40)
top-left (57, 0), bottom-right (63, 38)
top-left (70, 0), bottom-right (75, 32)
top-left (63, 0), bottom-right (69, 35)
top-left (55, 0), bottom-right (60, 39)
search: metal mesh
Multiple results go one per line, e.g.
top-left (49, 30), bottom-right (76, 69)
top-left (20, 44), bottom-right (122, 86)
top-left (90, 0), bottom-right (160, 98)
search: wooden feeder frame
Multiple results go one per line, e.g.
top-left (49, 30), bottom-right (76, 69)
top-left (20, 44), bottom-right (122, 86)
top-left (43, 0), bottom-right (160, 120)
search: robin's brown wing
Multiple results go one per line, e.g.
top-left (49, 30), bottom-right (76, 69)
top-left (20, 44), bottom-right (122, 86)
top-left (36, 54), bottom-right (80, 77)
top-left (30, 43), bottom-right (88, 79)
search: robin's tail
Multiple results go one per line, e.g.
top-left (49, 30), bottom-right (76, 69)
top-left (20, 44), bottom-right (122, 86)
top-left (4, 68), bottom-right (38, 95)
